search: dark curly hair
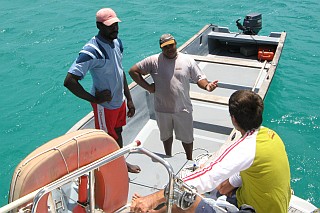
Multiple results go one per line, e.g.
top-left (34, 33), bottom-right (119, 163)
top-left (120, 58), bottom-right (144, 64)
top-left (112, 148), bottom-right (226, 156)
top-left (229, 90), bottom-right (264, 132)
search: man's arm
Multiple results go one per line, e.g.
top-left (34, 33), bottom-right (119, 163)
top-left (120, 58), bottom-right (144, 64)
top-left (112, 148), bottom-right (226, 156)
top-left (130, 190), bottom-right (166, 212)
top-left (228, 172), bottom-right (242, 188)
top-left (197, 79), bottom-right (219, 92)
top-left (129, 65), bottom-right (155, 93)
top-left (216, 179), bottom-right (236, 197)
top-left (123, 72), bottom-right (135, 117)
top-left (130, 190), bottom-right (202, 213)
top-left (64, 73), bottom-right (110, 104)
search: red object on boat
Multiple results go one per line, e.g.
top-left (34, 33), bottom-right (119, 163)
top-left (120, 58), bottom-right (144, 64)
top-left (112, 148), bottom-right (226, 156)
top-left (73, 175), bottom-right (88, 213)
top-left (258, 47), bottom-right (275, 61)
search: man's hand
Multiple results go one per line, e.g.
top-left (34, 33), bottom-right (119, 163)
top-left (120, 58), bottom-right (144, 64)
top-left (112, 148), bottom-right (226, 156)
top-left (95, 89), bottom-right (112, 104)
top-left (147, 83), bottom-right (155, 93)
top-left (130, 193), bottom-right (156, 212)
top-left (216, 179), bottom-right (235, 196)
top-left (205, 80), bottom-right (218, 92)
top-left (127, 100), bottom-right (135, 117)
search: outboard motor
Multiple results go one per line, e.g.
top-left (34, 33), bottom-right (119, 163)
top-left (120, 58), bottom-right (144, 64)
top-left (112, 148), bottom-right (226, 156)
top-left (236, 13), bottom-right (262, 35)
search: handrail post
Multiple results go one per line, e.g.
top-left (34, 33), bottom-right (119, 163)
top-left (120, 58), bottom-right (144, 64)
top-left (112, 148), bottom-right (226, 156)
top-left (89, 171), bottom-right (95, 213)
top-left (135, 147), bottom-right (175, 213)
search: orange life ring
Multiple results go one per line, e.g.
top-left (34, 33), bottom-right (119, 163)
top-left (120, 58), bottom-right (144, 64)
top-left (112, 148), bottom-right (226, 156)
top-left (9, 129), bottom-right (129, 212)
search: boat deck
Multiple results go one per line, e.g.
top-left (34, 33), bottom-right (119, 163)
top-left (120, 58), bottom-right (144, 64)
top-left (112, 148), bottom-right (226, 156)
top-left (125, 106), bottom-right (233, 200)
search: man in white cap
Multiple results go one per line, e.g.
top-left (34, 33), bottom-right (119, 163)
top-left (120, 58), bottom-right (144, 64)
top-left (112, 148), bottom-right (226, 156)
top-left (64, 8), bottom-right (140, 173)
top-left (129, 34), bottom-right (218, 160)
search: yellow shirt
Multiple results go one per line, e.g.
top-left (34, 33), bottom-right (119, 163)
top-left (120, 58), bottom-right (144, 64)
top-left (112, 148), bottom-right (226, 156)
top-left (236, 127), bottom-right (291, 213)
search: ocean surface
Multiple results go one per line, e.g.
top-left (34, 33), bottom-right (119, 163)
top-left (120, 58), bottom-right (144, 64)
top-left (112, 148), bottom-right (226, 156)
top-left (1, 0), bottom-right (319, 208)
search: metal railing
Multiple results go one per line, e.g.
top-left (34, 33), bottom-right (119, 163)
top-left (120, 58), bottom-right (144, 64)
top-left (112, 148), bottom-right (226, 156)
top-left (0, 141), bottom-right (176, 213)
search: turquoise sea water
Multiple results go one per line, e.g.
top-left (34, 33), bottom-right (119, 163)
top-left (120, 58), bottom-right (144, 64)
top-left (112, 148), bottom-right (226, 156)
top-left (1, 0), bottom-right (319, 208)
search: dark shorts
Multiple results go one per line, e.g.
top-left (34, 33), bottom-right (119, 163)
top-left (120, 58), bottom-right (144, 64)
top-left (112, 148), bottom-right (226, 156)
top-left (195, 199), bottom-right (216, 213)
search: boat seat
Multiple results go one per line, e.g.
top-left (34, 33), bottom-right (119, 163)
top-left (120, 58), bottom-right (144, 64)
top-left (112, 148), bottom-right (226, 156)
top-left (190, 54), bottom-right (270, 69)
top-left (190, 91), bottom-right (229, 105)
top-left (208, 31), bottom-right (280, 45)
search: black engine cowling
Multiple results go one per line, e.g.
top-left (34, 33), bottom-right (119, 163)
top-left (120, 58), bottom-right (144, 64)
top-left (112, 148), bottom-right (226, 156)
top-left (236, 13), bottom-right (262, 35)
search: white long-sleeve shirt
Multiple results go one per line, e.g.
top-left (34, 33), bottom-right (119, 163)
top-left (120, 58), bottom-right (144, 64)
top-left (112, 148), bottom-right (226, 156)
top-left (182, 129), bottom-right (257, 194)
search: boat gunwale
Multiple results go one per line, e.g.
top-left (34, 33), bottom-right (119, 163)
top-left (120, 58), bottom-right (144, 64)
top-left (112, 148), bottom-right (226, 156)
top-left (257, 31), bottom-right (286, 100)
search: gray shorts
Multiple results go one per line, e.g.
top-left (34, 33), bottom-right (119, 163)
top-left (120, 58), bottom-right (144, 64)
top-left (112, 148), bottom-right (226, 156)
top-left (155, 111), bottom-right (194, 143)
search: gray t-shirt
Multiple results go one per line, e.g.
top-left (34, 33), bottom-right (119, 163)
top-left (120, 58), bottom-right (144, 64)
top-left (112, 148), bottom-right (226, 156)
top-left (136, 52), bottom-right (206, 113)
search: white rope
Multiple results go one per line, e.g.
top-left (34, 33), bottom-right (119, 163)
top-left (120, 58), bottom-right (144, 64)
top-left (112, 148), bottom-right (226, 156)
top-left (54, 148), bottom-right (69, 174)
top-left (74, 138), bottom-right (80, 169)
top-left (22, 130), bottom-right (102, 166)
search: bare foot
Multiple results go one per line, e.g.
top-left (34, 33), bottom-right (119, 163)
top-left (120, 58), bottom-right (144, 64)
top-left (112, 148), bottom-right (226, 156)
top-left (127, 162), bottom-right (141, 173)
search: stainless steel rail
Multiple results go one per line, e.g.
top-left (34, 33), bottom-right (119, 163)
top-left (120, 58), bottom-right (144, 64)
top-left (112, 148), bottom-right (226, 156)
top-left (0, 141), bottom-right (176, 213)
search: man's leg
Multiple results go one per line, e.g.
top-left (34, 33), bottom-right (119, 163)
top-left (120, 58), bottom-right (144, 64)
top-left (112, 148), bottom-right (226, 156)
top-left (163, 136), bottom-right (174, 156)
top-left (182, 142), bottom-right (193, 160)
top-left (174, 111), bottom-right (194, 160)
top-left (192, 196), bottom-right (217, 213)
top-left (91, 103), bottom-right (118, 139)
top-left (156, 112), bottom-right (174, 157)
top-left (115, 126), bottom-right (123, 148)
top-left (92, 102), bottom-right (140, 173)
top-left (153, 196), bottom-right (203, 213)
top-left (131, 192), bottom-right (204, 213)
